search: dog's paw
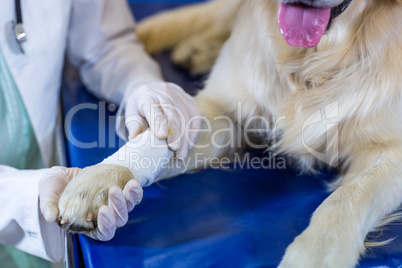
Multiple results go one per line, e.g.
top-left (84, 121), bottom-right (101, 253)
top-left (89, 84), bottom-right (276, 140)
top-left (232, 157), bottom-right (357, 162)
top-left (172, 35), bottom-right (224, 75)
top-left (136, 19), bottom-right (168, 54)
top-left (278, 229), bottom-right (361, 268)
top-left (57, 164), bottom-right (142, 233)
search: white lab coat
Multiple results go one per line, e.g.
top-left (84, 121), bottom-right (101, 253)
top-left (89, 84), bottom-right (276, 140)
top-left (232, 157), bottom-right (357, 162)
top-left (0, 0), bottom-right (163, 262)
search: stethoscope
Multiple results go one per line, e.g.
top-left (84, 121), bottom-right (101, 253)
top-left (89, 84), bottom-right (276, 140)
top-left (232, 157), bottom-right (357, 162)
top-left (11, 0), bottom-right (27, 53)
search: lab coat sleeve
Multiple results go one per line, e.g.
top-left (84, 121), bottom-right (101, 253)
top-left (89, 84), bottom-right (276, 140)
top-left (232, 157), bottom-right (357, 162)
top-left (67, 0), bottom-right (164, 105)
top-left (0, 165), bottom-right (65, 263)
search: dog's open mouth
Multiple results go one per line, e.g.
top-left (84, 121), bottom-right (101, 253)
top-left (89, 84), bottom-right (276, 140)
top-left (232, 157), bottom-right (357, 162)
top-left (278, 0), bottom-right (353, 48)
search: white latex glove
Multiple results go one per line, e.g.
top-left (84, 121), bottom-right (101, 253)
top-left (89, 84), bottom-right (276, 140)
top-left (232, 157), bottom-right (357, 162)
top-left (39, 167), bottom-right (142, 241)
top-left (124, 82), bottom-right (200, 159)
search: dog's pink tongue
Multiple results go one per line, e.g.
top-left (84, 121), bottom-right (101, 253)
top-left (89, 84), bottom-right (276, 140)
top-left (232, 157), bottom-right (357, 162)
top-left (278, 3), bottom-right (331, 48)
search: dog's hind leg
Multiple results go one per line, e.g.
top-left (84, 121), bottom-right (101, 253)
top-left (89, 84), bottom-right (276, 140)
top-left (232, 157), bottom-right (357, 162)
top-left (137, 0), bottom-right (241, 73)
top-left (171, 25), bottom-right (231, 75)
top-left (279, 145), bottom-right (402, 268)
top-left (137, 0), bottom-right (241, 53)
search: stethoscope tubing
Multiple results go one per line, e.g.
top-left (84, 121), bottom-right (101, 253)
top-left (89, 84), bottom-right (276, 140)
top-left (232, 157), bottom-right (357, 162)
top-left (15, 0), bottom-right (22, 24)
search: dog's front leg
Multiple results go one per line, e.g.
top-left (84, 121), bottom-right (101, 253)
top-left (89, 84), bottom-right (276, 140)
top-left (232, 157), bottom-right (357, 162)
top-left (279, 146), bottom-right (402, 268)
top-left (58, 95), bottom-right (241, 232)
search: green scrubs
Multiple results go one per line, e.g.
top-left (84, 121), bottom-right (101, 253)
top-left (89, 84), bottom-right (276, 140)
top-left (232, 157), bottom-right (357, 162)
top-left (0, 47), bottom-right (51, 268)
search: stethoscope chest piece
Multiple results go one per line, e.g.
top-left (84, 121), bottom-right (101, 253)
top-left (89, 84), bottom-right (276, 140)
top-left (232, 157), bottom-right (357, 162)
top-left (9, 0), bottom-right (26, 54)
top-left (11, 21), bottom-right (27, 54)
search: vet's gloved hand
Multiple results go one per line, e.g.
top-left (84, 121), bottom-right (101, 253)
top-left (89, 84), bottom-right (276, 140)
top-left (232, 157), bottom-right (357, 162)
top-left (39, 167), bottom-right (142, 241)
top-left (84, 180), bottom-right (142, 241)
top-left (39, 167), bottom-right (81, 222)
top-left (124, 82), bottom-right (200, 159)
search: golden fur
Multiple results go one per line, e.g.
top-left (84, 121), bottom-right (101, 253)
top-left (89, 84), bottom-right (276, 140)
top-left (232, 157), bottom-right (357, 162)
top-left (135, 0), bottom-right (402, 267)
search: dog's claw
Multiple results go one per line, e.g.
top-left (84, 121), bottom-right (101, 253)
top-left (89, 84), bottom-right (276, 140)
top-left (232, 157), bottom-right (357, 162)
top-left (60, 218), bottom-right (69, 225)
top-left (86, 212), bottom-right (94, 222)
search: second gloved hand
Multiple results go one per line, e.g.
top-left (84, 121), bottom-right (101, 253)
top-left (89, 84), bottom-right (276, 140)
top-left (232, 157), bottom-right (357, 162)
top-left (123, 82), bottom-right (200, 159)
top-left (39, 166), bottom-right (142, 241)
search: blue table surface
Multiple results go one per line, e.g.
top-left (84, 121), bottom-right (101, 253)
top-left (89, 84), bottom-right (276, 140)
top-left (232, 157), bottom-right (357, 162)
top-left (61, 1), bottom-right (402, 267)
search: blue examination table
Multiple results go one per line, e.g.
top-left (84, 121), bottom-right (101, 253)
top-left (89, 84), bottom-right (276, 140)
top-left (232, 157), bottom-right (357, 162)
top-left (61, 1), bottom-right (402, 267)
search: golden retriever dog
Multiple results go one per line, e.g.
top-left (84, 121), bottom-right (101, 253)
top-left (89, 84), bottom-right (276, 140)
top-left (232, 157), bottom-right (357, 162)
top-left (58, 0), bottom-right (402, 267)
